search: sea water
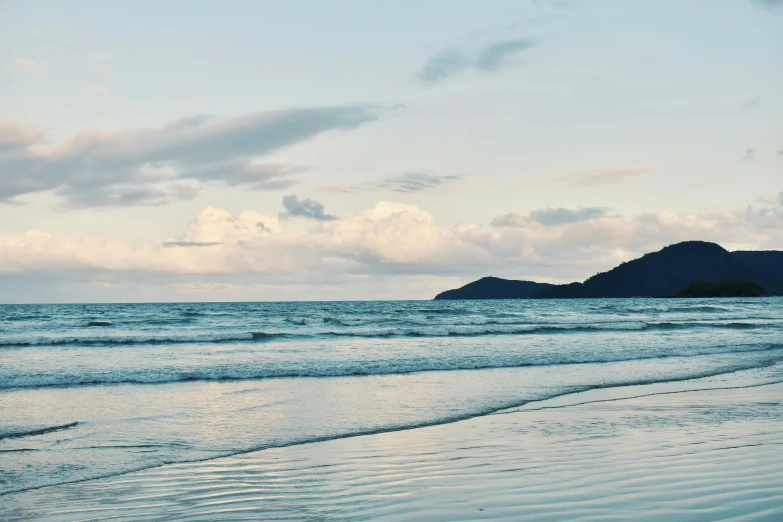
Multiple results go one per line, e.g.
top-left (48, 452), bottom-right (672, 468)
top-left (1, 298), bottom-right (782, 498)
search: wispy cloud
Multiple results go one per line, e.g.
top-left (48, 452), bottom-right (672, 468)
top-left (541, 166), bottom-right (658, 187)
top-left (325, 173), bottom-right (462, 195)
top-left (476, 40), bottom-right (536, 71)
top-left (371, 173), bottom-right (462, 193)
top-left (417, 50), bottom-right (471, 83)
top-left (8, 58), bottom-right (38, 72)
top-left (279, 195), bottom-right (337, 221)
top-left (184, 161), bottom-right (308, 190)
top-left (417, 39), bottom-right (537, 84)
top-left (492, 207), bottom-right (611, 227)
top-left (0, 105), bottom-right (379, 207)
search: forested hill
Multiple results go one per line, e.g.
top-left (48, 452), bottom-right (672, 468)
top-left (434, 241), bottom-right (783, 300)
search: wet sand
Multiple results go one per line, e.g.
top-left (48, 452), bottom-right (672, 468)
top-left (5, 381), bottom-right (782, 521)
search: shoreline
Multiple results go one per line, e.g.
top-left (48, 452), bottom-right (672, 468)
top-left (5, 379), bottom-right (783, 521)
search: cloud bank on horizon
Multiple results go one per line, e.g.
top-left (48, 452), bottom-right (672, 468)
top-left (2, 195), bottom-right (782, 302)
top-left (0, 0), bottom-right (781, 302)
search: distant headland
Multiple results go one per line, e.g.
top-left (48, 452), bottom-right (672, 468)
top-left (434, 241), bottom-right (783, 300)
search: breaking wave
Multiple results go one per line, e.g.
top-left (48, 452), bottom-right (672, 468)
top-left (3, 343), bottom-right (781, 390)
top-left (0, 319), bottom-right (773, 348)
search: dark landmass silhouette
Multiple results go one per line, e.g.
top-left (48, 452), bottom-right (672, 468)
top-left (434, 241), bottom-right (783, 300)
top-left (676, 280), bottom-right (766, 298)
top-left (434, 277), bottom-right (555, 300)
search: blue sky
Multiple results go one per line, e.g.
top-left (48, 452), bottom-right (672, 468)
top-left (1, 0), bottom-right (781, 302)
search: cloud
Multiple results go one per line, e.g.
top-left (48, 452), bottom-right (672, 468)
top-left (541, 166), bottom-right (658, 187)
top-left (530, 207), bottom-right (609, 226)
top-left (0, 105), bottom-right (378, 207)
top-left (183, 160), bottom-right (307, 191)
top-left (417, 49), bottom-right (471, 83)
top-left (372, 173), bottom-right (462, 193)
top-left (743, 148), bottom-right (755, 162)
top-left (492, 207), bottom-right (610, 227)
top-left (417, 39), bottom-right (537, 83)
top-left (476, 40), bottom-right (536, 71)
top-left (1, 194), bottom-right (782, 301)
top-left (326, 173), bottom-right (462, 194)
top-left (2, 196), bottom-right (780, 286)
top-left (8, 58), bottom-right (37, 72)
top-left (279, 195), bottom-right (337, 221)
top-left (59, 183), bottom-right (201, 209)
top-left (180, 206), bottom-right (280, 244)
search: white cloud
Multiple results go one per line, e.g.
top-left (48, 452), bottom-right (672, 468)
top-left (181, 206), bottom-right (281, 243)
top-left (1, 198), bottom-right (781, 291)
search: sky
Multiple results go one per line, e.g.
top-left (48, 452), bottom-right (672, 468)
top-left (1, 0), bottom-right (782, 303)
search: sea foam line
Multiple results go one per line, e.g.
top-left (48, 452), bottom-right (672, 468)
top-left (2, 343), bottom-right (782, 390)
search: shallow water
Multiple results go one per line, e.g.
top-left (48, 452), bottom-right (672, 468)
top-left (1, 298), bottom-right (782, 516)
top-left (6, 381), bottom-right (783, 521)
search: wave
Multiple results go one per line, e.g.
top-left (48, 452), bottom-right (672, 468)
top-left (0, 320), bottom-right (775, 348)
top-left (286, 315), bottom-right (405, 326)
top-left (644, 321), bottom-right (766, 330)
top-left (0, 422), bottom-right (78, 440)
top-left (3, 343), bottom-right (781, 390)
top-left (1, 314), bottom-right (51, 321)
top-left (117, 317), bottom-right (196, 326)
top-left (179, 311), bottom-right (235, 317)
top-left (416, 308), bottom-right (475, 314)
top-left (0, 331), bottom-right (289, 347)
top-left (623, 305), bottom-right (735, 313)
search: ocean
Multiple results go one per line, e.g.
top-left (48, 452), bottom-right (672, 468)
top-left (2, 298), bottom-right (783, 520)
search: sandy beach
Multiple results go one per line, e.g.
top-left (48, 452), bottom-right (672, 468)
top-left (5, 379), bottom-right (782, 521)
